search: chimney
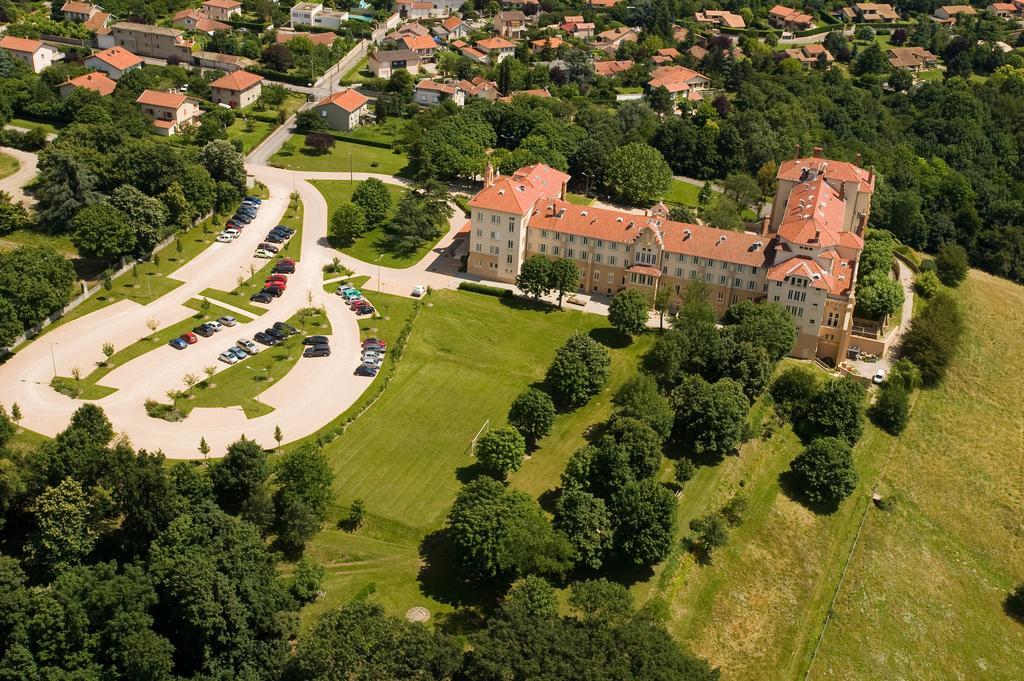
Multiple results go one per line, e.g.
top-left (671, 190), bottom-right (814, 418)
top-left (484, 162), bottom-right (495, 187)
top-left (812, 146), bottom-right (824, 158)
top-left (795, 143), bottom-right (801, 158)
top-left (855, 152), bottom-right (862, 166)
top-left (814, 229), bottom-right (820, 242)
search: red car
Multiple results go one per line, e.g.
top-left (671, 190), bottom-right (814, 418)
top-left (350, 299), bottom-right (369, 310)
top-left (277, 257), bottom-right (295, 265)
top-left (225, 220), bottom-right (241, 230)
top-left (265, 274), bottom-right (287, 284)
top-left (362, 338), bottom-right (386, 350)
top-left (180, 331), bottom-right (198, 344)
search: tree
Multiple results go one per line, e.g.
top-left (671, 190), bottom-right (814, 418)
top-left (612, 479), bottom-right (677, 566)
top-left (289, 557), bottom-right (325, 604)
top-left (198, 437), bottom-right (210, 459)
top-left (475, 426), bottom-right (526, 479)
top-left (209, 436), bottom-right (269, 517)
top-left (721, 337), bottom-right (774, 400)
top-left (0, 298), bottom-right (22, 348)
top-left (526, 257), bottom-right (573, 310)
top-left (688, 511), bottom-right (729, 559)
top-left (702, 195), bottom-right (743, 231)
top-left (790, 437), bottom-right (858, 506)
top-left (770, 365), bottom-right (821, 419)
top-left (1006, 584), bottom-right (1024, 623)
top-left (351, 178), bottom-right (392, 225)
top-left (608, 288), bottom-right (650, 337)
top-left (914, 270), bottom-right (941, 298)
top-left (262, 43), bottom-right (294, 71)
top-left (0, 191), bottom-right (29, 234)
top-left (900, 290), bottom-right (963, 386)
top-left (0, 245), bottom-right (76, 336)
top-left (345, 498), bottom-right (365, 531)
top-left (516, 254), bottom-right (552, 299)
top-left (856, 272), bottom-right (904, 319)
top-left (295, 108), bottom-right (328, 131)
top-left (28, 478), bottom-right (97, 576)
top-left (670, 376), bottom-right (749, 457)
top-left (10, 403), bottom-right (22, 428)
top-left (328, 202), bottom-right (366, 247)
top-left (109, 185), bottom-right (168, 253)
top-left (71, 203), bottom-right (135, 262)
top-left (871, 385), bottom-right (910, 435)
top-left (613, 374), bottom-right (674, 439)
top-left (200, 140), bottom-right (246, 190)
top-left (722, 172), bottom-right (761, 208)
top-left (553, 489), bottom-right (612, 570)
top-left (504, 575), bottom-right (559, 621)
top-left (805, 378), bottom-right (866, 444)
top-left (273, 445), bottom-right (333, 551)
top-left (601, 142), bottom-right (672, 205)
top-left (183, 373), bottom-right (199, 394)
top-left (935, 242), bottom-right (969, 287)
top-left (545, 332), bottom-right (611, 407)
top-left (674, 458), bottom-right (695, 488)
top-left (648, 85), bottom-right (673, 115)
top-left (33, 147), bottom-right (103, 232)
top-left (605, 415), bottom-right (663, 480)
top-left (723, 300), bottom-right (797, 361)
top-left (305, 131), bottom-right (335, 154)
top-left (507, 388), bottom-right (556, 445)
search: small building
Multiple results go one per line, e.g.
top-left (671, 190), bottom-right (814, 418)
top-left (368, 48), bottom-right (421, 77)
top-left (531, 36), bottom-right (564, 53)
top-left (84, 46), bottom-right (143, 80)
top-left (932, 4), bottom-right (978, 23)
top-left (594, 26), bottom-right (638, 55)
top-left (400, 33), bottom-right (438, 59)
top-left (414, 78), bottom-right (466, 106)
top-left (986, 2), bottom-right (1020, 17)
top-left (777, 44), bottom-right (834, 67)
top-left (693, 10), bottom-right (746, 29)
top-left (647, 65), bottom-right (712, 101)
top-left (192, 50), bottom-right (256, 72)
top-left (59, 71), bottom-right (116, 98)
top-left (433, 15), bottom-right (469, 40)
top-left (561, 20), bottom-right (596, 39)
top-left (110, 22), bottom-right (194, 61)
top-left (887, 46), bottom-right (938, 72)
top-left (201, 0), bottom-right (242, 21)
top-left (312, 88), bottom-right (370, 131)
top-left (136, 88), bottom-right (202, 135)
top-left (172, 9), bottom-right (231, 34)
top-left (475, 36), bottom-right (516, 63)
top-left (461, 46), bottom-right (488, 63)
top-left (594, 59), bottom-right (634, 76)
top-left (842, 3), bottom-right (899, 21)
top-left (210, 70), bottom-right (263, 108)
top-left (276, 29), bottom-right (338, 47)
top-left (651, 47), bottom-right (681, 64)
top-left (589, 0), bottom-right (619, 7)
top-left (458, 75), bottom-right (499, 100)
top-left (61, 1), bottom-right (109, 29)
top-left (494, 10), bottom-right (528, 39)
top-left (0, 36), bottom-right (62, 73)
top-left (290, 2), bottom-right (349, 29)
top-left (768, 5), bottom-right (816, 30)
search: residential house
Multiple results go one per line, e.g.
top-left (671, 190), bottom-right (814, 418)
top-left (688, 44), bottom-right (709, 60)
top-left (433, 15), bottom-right (469, 40)
top-left (400, 33), bottom-right (438, 59)
top-left (468, 149), bottom-right (875, 362)
top-left (499, 88), bottom-right (550, 102)
top-left (651, 47), bottom-right (680, 64)
top-left (191, 50), bottom-right (256, 72)
top-left (589, 0), bottom-right (619, 7)
top-left (461, 45), bottom-right (488, 63)
top-left (532, 36), bottom-right (564, 53)
top-left (172, 9), bottom-right (231, 35)
top-left (768, 5), bottom-right (816, 30)
top-left (560, 19), bottom-right (596, 39)
top-left (136, 89), bottom-right (201, 135)
top-left (290, 2), bottom-right (349, 29)
top-left (842, 3), bottom-right (899, 21)
top-left (276, 30), bottom-right (338, 47)
top-left (475, 36), bottom-right (516, 63)
top-left (201, 0), bottom-right (242, 21)
top-left (61, 1), bottom-right (110, 29)
top-left (886, 46), bottom-right (938, 71)
top-left (458, 75), bottom-right (500, 100)
top-left (312, 88), bottom-right (369, 131)
top-left (414, 78), bottom-right (466, 106)
top-left (594, 26), bottom-right (638, 55)
top-left (396, 1), bottom-right (434, 20)
top-left (59, 71), bottom-right (116, 98)
top-left (494, 10), bottom-right (528, 39)
top-left (933, 4), bottom-right (977, 22)
top-left (501, 0), bottom-right (539, 9)
top-left (387, 21), bottom-right (430, 42)
top-left (0, 36), bottom-right (62, 73)
top-left (777, 44), bottom-right (834, 67)
top-left (368, 48), bottom-right (421, 77)
top-left (84, 46), bottom-right (143, 80)
top-left (986, 2), bottom-right (1020, 17)
top-left (594, 59), bottom-right (633, 76)
top-left (110, 22), bottom-right (194, 61)
top-left (647, 65), bottom-right (712, 101)
top-left (210, 70), bottom-right (263, 108)
top-left (693, 10), bottom-right (746, 29)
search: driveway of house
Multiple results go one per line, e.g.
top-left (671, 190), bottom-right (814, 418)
top-left (0, 146), bottom-right (39, 206)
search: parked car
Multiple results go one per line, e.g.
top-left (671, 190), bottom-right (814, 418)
top-left (277, 257), bottom-right (295, 266)
top-left (218, 351), bottom-right (238, 364)
top-left (412, 284), bottom-right (426, 297)
top-left (356, 305), bottom-right (375, 316)
top-left (354, 365), bottom-right (378, 377)
top-left (231, 214), bottom-right (252, 225)
top-left (194, 324), bottom-right (215, 337)
top-left (265, 328), bottom-right (287, 340)
top-left (258, 242), bottom-right (279, 253)
top-left (206, 321), bottom-right (223, 332)
top-left (272, 264), bottom-right (294, 274)
top-left (218, 316), bottom-right (237, 327)
top-left (237, 205), bottom-right (257, 215)
top-left (362, 338), bottom-right (387, 349)
top-left (253, 331), bottom-right (277, 345)
top-left (216, 233), bottom-right (235, 243)
top-left (223, 228), bottom-right (240, 237)
top-left (244, 196), bottom-right (262, 204)
top-left (361, 351), bottom-right (383, 362)
top-left (274, 322), bottom-right (298, 335)
top-left (228, 346), bottom-right (248, 361)
top-left (254, 249), bottom-right (275, 259)
top-left (269, 228), bottom-right (291, 238)
top-left (260, 286), bottom-right (283, 298)
top-left (302, 335), bottom-right (329, 346)
top-left (180, 331), bottom-right (198, 344)
top-left (872, 369), bottom-right (886, 385)
top-left (225, 220), bottom-right (241, 230)
top-left (361, 357), bottom-right (383, 368)
top-left (266, 274), bottom-right (287, 284)
top-left (273, 225), bottom-right (294, 235)
top-left (265, 234), bottom-right (284, 244)
top-left (237, 338), bottom-right (259, 354)
top-left (303, 345), bottom-right (331, 358)
top-left (169, 337), bottom-right (188, 350)
top-left (342, 289), bottom-right (362, 299)
top-left (267, 281), bottom-right (287, 292)
top-left (250, 291), bottom-right (273, 303)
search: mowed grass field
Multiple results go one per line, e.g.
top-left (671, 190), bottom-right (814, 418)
top-left (271, 132), bottom-right (410, 176)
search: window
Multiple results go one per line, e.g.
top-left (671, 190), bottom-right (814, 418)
top-left (609, 242), bottom-right (617, 250)
top-left (704, 272), bottom-right (712, 282)
top-left (596, 239), bottom-right (604, 248)
top-left (552, 245), bottom-right (560, 255)
top-left (580, 251), bottom-right (587, 261)
top-left (568, 234), bottom-right (576, 243)
top-left (607, 273), bottom-right (614, 283)
top-left (539, 243), bottom-right (546, 253)
top-left (706, 258), bottom-right (714, 267)
top-left (506, 254), bottom-right (513, 264)
top-left (721, 261), bottom-right (729, 270)
top-left (593, 253), bottom-right (602, 263)
top-left (509, 223), bottom-right (515, 233)
top-left (825, 311), bottom-right (839, 327)
top-left (476, 228), bottom-right (482, 237)
top-left (750, 267), bottom-right (758, 275)
top-left (582, 237), bottom-right (589, 245)
top-left (490, 231), bottom-right (497, 240)
top-left (692, 255), bottom-right (700, 264)
top-left (625, 245), bottom-right (631, 253)
top-left (507, 240), bottom-right (514, 249)
top-left (677, 253), bottom-right (685, 262)
top-left (566, 248), bottom-right (574, 258)
top-left (553, 232), bottom-right (561, 241)
top-left (736, 265), bottom-right (745, 274)
top-left (717, 291), bottom-right (724, 303)
top-left (541, 229), bottom-right (548, 237)
top-left (787, 290), bottom-right (807, 303)
top-left (689, 270), bottom-right (698, 280)
top-left (608, 256), bottom-right (616, 266)
top-left (748, 280), bottom-right (755, 290)
top-left (491, 214), bottom-right (499, 223)
top-left (593, 271), bottom-right (600, 280)
top-left (475, 243), bottom-right (481, 252)
top-left (734, 278), bottom-right (741, 287)
top-left (719, 275), bottom-right (727, 285)
top-left (675, 267), bottom-right (683, 277)
top-left (731, 294), bottom-right (738, 304)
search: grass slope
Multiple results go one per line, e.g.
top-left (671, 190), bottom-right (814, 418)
top-left (0, 151), bottom-right (19, 180)
top-left (271, 132), bottom-right (409, 176)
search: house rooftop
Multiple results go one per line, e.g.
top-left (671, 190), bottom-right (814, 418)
top-left (63, 71), bottom-right (116, 96)
top-left (137, 88), bottom-right (188, 108)
top-left (0, 36), bottom-right (44, 53)
top-left (88, 46), bottom-right (143, 70)
top-left (209, 70), bottom-right (263, 91)
top-left (316, 88), bottom-right (369, 112)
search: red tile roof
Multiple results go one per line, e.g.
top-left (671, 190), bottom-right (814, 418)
top-left (276, 30), bottom-right (336, 46)
top-left (595, 59), bottom-right (634, 75)
top-left (777, 155), bottom-right (875, 191)
top-left (83, 11), bottom-right (110, 30)
top-left (210, 69), bottom-right (263, 91)
top-left (401, 34), bottom-right (437, 50)
top-left (470, 177), bottom-right (547, 214)
top-left (136, 89), bottom-right (192, 109)
top-left (416, 79), bottom-right (457, 94)
top-left (61, 1), bottom-right (96, 13)
top-left (88, 46), bottom-right (143, 71)
top-left (0, 36), bottom-right (43, 53)
top-left (442, 15), bottom-right (465, 30)
top-left (477, 37), bottom-right (516, 50)
top-left (648, 65), bottom-right (710, 93)
top-left (767, 255), bottom-right (854, 296)
top-left (203, 0), bottom-right (241, 8)
top-left (777, 178), bottom-right (863, 250)
top-left (63, 71), bottom-right (116, 96)
top-left (316, 88), bottom-right (369, 112)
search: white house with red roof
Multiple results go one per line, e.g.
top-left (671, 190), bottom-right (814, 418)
top-left (312, 88), bottom-right (370, 131)
top-left (136, 89), bottom-right (202, 135)
top-left (210, 70), bottom-right (263, 108)
top-left (59, 71), bottom-right (116, 98)
top-left (400, 33), bottom-right (438, 58)
top-left (414, 79), bottom-right (466, 106)
top-left (433, 15), bottom-right (469, 40)
top-left (647, 65), bottom-right (711, 101)
top-left (172, 9), bottom-right (231, 34)
top-left (694, 10), bottom-right (746, 28)
top-left (768, 5), bottom-right (816, 30)
top-left (0, 36), bottom-right (62, 73)
top-left (494, 10), bottom-right (529, 39)
top-left (84, 46), bottom-right (143, 80)
top-left (475, 36), bottom-right (516, 63)
top-left (201, 0), bottom-right (242, 21)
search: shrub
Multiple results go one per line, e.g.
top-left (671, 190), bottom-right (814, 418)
top-left (900, 290), bottom-right (963, 386)
top-left (913, 270), bottom-right (941, 298)
top-left (770, 366), bottom-right (821, 418)
top-left (1006, 584), bottom-right (1024, 623)
top-left (790, 437), bottom-right (858, 506)
top-left (934, 243), bottom-right (969, 287)
top-left (871, 386), bottom-right (910, 435)
top-left (688, 512), bottom-right (729, 561)
top-left (674, 458), bottom-right (695, 488)
top-left (458, 281), bottom-right (513, 298)
top-left (720, 494), bottom-right (748, 526)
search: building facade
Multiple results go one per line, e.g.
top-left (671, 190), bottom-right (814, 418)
top-left (110, 22), bottom-right (193, 61)
top-left (209, 70), bottom-right (263, 108)
top-left (467, 150), bottom-right (874, 361)
top-left (136, 89), bottom-right (202, 135)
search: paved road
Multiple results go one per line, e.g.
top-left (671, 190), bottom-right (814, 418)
top-left (0, 146), bottom-right (39, 206)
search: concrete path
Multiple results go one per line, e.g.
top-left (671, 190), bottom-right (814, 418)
top-left (0, 146), bottom-right (39, 206)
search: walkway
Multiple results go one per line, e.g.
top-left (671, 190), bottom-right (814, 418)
top-left (0, 146), bottom-right (39, 206)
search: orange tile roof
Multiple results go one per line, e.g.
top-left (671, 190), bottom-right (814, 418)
top-left (136, 88), bottom-right (187, 108)
top-left (442, 15), bottom-right (465, 30)
top-left (61, 1), bottom-right (96, 13)
top-left (83, 10), bottom-right (110, 30)
top-left (210, 69), bottom-right (263, 91)
top-left (532, 36), bottom-right (564, 48)
top-left (63, 71), bottom-right (116, 96)
top-left (513, 164), bottom-right (568, 196)
top-left (595, 59), bottom-right (633, 75)
top-left (276, 30), bottom-right (337, 46)
top-left (648, 65), bottom-right (709, 93)
top-left (477, 37), bottom-right (515, 50)
top-left (777, 155), bottom-right (875, 191)
top-left (0, 36), bottom-right (43, 53)
top-left (89, 46), bottom-right (143, 71)
top-left (203, 0), bottom-right (241, 7)
top-left (462, 47), bottom-right (486, 60)
top-left (316, 88), bottom-right (368, 112)
top-left (777, 178), bottom-right (861, 249)
top-left (470, 177), bottom-right (547, 214)
top-left (401, 34), bottom-right (437, 50)
top-left (767, 255), bottom-right (855, 296)
top-left (416, 78), bottom-right (457, 94)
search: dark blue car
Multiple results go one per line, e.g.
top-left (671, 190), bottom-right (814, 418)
top-left (169, 337), bottom-right (188, 350)
top-left (355, 365), bottom-right (378, 377)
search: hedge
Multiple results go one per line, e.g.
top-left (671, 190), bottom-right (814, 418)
top-left (458, 281), bottom-right (514, 298)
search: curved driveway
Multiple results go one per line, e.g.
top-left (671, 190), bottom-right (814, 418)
top-left (0, 146), bottom-right (38, 206)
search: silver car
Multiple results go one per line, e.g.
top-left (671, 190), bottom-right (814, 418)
top-left (237, 338), bottom-right (259, 354)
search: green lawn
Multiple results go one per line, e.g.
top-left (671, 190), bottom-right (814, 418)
top-left (226, 116), bottom-right (275, 154)
top-left (340, 56), bottom-right (370, 84)
top-left (0, 151), bottom-right (19, 180)
top-left (917, 69), bottom-right (943, 82)
top-left (312, 180), bottom-right (439, 269)
top-left (8, 117), bottom-right (62, 136)
top-left (270, 130), bottom-right (410, 176)
top-left (0, 229), bottom-right (78, 257)
top-left (663, 180), bottom-right (707, 207)
top-left (299, 290), bottom-right (625, 626)
top-left (565, 192), bottom-right (594, 206)
top-left (179, 307), bottom-right (330, 418)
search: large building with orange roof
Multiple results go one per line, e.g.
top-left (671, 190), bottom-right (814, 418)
top-left (84, 46), bottom-right (143, 80)
top-left (467, 148), bottom-right (875, 360)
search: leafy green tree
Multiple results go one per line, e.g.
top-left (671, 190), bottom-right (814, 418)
top-left (346, 498), bottom-right (366, 530)
top-left (790, 437), bottom-right (858, 506)
top-left (289, 557), bottom-right (325, 604)
top-left (601, 142), bottom-right (672, 205)
top-left (648, 85), bottom-right (674, 115)
top-left (295, 108), bottom-right (327, 131)
top-left (701, 195), bottom-right (743, 231)
top-left (273, 445), bottom-right (333, 552)
top-left (855, 272), bottom-right (905, 319)
top-left (723, 300), bottom-right (797, 361)
top-left (900, 290), bottom-right (963, 386)
top-left (561, 444), bottom-right (596, 493)
top-left (545, 332), bottom-right (611, 407)
top-left (805, 378), bottom-right (866, 444)
top-left (722, 172), bottom-right (762, 208)
top-left (612, 479), bottom-right (677, 566)
top-left (71, 203), bottom-right (135, 261)
top-left (553, 489), bottom-right (612, 570)
top-left (507, 387), bottom-right (556, 445)
top-left (475, 426), bottom-right (527, 479)
top-left (770, 365), bottom-right (821, 419)
top-left (305, 131), bottom-right (335, 154)
top-left (0, 191), bottom-right (29, 234)
top-left (28, 478), bottom-right (98, 576)
top-left (670, 376), bottom-right (749, 457)
top-left (914, 270), bottom-right (941, 298)
top-left (613, 373), bottom-right (674, 439)
top-left (605, 415), bottom-right (664, 480)
top-left (721, 337), bottom-right (774, 400)
top-left (503, 575), bottom-right (559, 621)
top-left (351, 178), bottom-right (392, 225)
top-left (872, 385), bottom-right (911, 435)
top-left (516, 254), bottom-right (552, 299)
top-left (209, 436), bottom-right (269, 518)
top-left (200, 139), bottom-right (247, 190)
top-left (0, 298), bottom-right (23, 347)
top-left (674, 458), bottom-right (696, 488)
top-left (159, 180), bottom-right (196, 229)
top-left (33, 147), bottom-right (103, 232)
top-left (0, 246), bottom-right (75, 343)
top-left (548, 257), bottom-right (580, 308)
top-left (688, 511), bottom-right (730, 559)
top-left (328, 202), bottom-right (366, 247)
top-left (935, 242), bottom-right (969, 287)
top-left (608, 288), bottom-right (650, 337)
top-left (887, 358), bottom-right (922, 392)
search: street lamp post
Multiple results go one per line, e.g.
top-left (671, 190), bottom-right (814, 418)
top-left (245, 365), bottom-right (271, 415)
top-left (49, 342), bottom-right (58, 379)
top-left (349, 152), bottom-right (353, 184)
top-left (375, 254), bottom-right (384, 294)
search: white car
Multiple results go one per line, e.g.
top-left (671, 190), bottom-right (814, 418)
top-left (216, 233), bottom-right (235, 243)
top-left (218, 351), bottom-right (238, 365)
top-left (361, 351), bottom-right (384, 361)
top-left (206, 320), bottom-right (223, 332)
top-left (412, 284), bottom-right (426, 297)
top-left (361, 356), bottom-right (383, 368)
top-left (237, 338), bottom-right (259, 354)
top-left (872, 369), bottom-right (886, 385)
top-left (254, 249), bottom-right (275, 259)
top-left (223, 227), bottom-right (240, 236)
